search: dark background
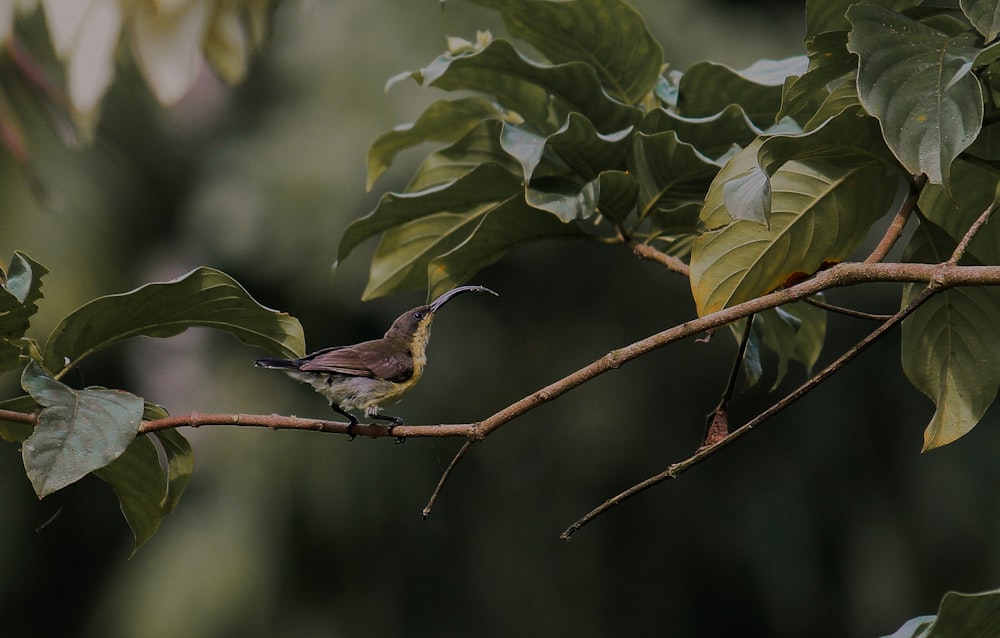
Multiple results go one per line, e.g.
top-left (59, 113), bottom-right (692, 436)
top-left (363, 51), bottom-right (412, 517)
top-left (3, 1), bottom-right (999, 636)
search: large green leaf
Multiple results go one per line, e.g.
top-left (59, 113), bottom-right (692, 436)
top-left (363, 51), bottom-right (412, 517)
top-left (466, 0), bottom-right (663, 105)
top-left (962, 0), bottom-right (1000, 42)
top-left (676, 57), bottom-right (807, 127)
top-left (901, 221), bottom-right (1000, 450)
top-left (847, 2), bottom-right (984, 188)
top-left (720, 108), bottom-right (900, 226)
top-left (404, 38), bottom-right (639, 134)
top-left (42, 267), bottom-right (305, 378)
top-left (366, 97), bottom-right (505, 191)
top-left (0, 252), bottom-right (47, 373)
top-left (405, 119), bottom-right (521, 193)
top-left (21, 361), bottom-right (143, 498)
top-left (151, 428), bottom-right (194, 517)
top-left (428, 197), bottom-right (589, 298)
top-left (690, 146), bottom-right (898, 316)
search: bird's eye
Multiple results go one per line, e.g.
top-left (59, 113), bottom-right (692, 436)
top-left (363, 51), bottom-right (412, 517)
top-left (413, 311), bottom-right (424, 320)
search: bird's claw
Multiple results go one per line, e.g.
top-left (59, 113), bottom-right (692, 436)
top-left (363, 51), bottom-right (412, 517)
top-left (386, 418), bottom-right (405, 444)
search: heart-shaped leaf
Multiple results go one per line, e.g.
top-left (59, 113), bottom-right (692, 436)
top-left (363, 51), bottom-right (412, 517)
top-left (847, 2), bottom-right (984, 188)
top-left (21, 361), bottom-right (143, 498)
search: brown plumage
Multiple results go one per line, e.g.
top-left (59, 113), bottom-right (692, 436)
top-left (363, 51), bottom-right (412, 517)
top-left (254, 285), bottom-right (497, 437)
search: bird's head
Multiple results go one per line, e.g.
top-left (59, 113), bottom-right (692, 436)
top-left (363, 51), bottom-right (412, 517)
top-left (384, 285), bottom-right (498, 350)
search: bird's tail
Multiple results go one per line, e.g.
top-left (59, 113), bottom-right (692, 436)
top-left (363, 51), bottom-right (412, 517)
top-left (254, 357), bottom-right (299, 369)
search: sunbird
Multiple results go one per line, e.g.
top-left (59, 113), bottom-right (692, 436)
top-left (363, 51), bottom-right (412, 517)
top-left (254, 285), bottom-right (497, 437)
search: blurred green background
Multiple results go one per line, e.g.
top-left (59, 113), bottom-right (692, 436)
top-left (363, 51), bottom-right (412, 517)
top-left (3, 1), bottom-right (1000, 636)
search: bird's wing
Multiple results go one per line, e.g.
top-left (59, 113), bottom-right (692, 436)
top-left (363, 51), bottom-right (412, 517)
top-left (298, 343), bottom-right (413, 382)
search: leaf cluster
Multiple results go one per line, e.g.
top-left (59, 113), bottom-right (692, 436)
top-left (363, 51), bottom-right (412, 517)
top-left (342, 0), bottom-right (1000, 450)
top-left (0, 256), bottom-right (303, 552)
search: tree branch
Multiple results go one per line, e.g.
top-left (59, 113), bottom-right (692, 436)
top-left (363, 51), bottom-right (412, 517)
top-left (560, 283), bottom-right (939, 540)
top-left (630, 241), bottom-right (690, 278)
top-left (863, 175), bottom-right (925, 264)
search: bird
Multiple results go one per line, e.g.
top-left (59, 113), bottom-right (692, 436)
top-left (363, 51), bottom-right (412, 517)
top-left (254, 285), bottom-right (497, 438)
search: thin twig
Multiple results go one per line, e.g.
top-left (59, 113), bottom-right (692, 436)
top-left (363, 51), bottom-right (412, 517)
top-left (803, 296), bottom-right (892, 321)
top-left (630, 241), bottom-right (690, 278)
top-left (949, 201), bottom-right (995, 265)
top-left (864, 175), bottom-right (926, 264)
top-left (560, 284), bottom-right (939, 540)
top-left (703, 314), bottom-right (754, 446)
top-left (423, 439), bottom-right (477, 518)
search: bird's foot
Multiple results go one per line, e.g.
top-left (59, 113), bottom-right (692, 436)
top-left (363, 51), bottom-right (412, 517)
top-left (345, 420), bottom-right (358, 441)
top-left (385, 417), bottom-right (405, 444)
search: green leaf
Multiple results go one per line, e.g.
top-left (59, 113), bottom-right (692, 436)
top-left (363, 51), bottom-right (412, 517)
top-left (595, 170), bottom-right (639, 228)
top-left (364, 209), bottom-right (490, 299)
top-left (677, 57), bottom-right (808, 127)
top-left (754, 301), bottom-right (827, 390)
top-left (411, 38), bottom-right (639, 133)
top-left (691, 144), bottom-right (899, 316)
top-left (525, 176), bottom-right (599, 222)
top-left (778, 31), bottom-right (858, 126)
top-left (962, 0), bottom-right (1000, 42)
top-left (886, 589), bottom-right (1000, 637)
top-left (367, 97), bottom-right (505, 190)
top-left (43, 267), bottom-right (305, 378)
top-left (151, 428), bottom-right (194, 517)
top-left (806, 0), bottom-right (920, 38)
top-left (407, 118), bottom-right (521, 192)
top-left (847, 2), bottom-right (984, 188)
top-left (901, 221), bottom-right (1000, 451)
top-left (21, 361), bottom-right (143, 498)
top-left (0, 252), bottom-right (47, 373)
top-left (630, 130), bottom-right (721, 223)
top-left (499, 115), bottom-right (631, 187)
top-left (339, 161), bottom-right (523, 267)
top-left (427, 197), bottom-right (588, 298)
top-left (94, 434), bottom-right (166, 554)
top-left (919, 123), bottom-right (1000, 265)
top-left (466, 0), bottom-right (664, 105)
top-left (641, 104), bottom-right (766, 162)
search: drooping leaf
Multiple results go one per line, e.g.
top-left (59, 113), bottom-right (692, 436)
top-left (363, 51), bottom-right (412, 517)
top-left (150, 428), bottom-right (194, 517)
top-left (43, 267), bottom-right (305, 378)
top-left (367, 97), bottom-right (505, 190)
top-left (962, 0), bottom-right (1000, 42)
top-left (847, 2), bottom-right (984, 188)
top-left (428, 197), bottom-right (589, 298)
top-left (753, 301), bottom-right (827, 390)
top-left (0, 251), bottom-right (47, 372)
top-left (525, 176), bottom-right (599, 222)
top-left (466, 0), bottom-right (663, 105)
top-left (21, 361), bottom-right (143, 498)
top-left (94, 434), bottom-right (166, 554)
top-left (901, 221), bottom-right (1000, 450)
top-left (691, 146), bottom-right (899, 316)
top-left (408, 38), bottom-right (639, 134)
top-left (677, 57), bottom-right (808, 127)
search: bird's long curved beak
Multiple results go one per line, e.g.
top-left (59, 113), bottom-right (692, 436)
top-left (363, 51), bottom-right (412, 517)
top-left (429, 285), bottom-right (498, 312)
